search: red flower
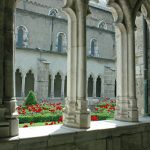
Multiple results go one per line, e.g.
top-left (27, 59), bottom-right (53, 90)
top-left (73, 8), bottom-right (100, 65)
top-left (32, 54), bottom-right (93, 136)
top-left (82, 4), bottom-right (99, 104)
top-left (49, 122), bottom-right (56, 125)
top-left (45, 122), bottom-right (49, 125)
top-left (30, 122), bottom-right (34, 125)
top-left (56, 106), bottom-right (62, 110)
top-left (95, 108), bottom-right (99, 111)
top-left (49, 109), bottom-right (55, 113)
top-left (91, 116), bottom-right (99, 121)
top-left (58, 116), bottom-right (63, 123)
top-left (23, 124), bottom-right (28, 128)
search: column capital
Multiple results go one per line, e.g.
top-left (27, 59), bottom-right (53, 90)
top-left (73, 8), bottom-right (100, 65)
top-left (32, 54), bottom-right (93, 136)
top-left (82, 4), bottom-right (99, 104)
top-left (63, 0), bottom-right (90, 17)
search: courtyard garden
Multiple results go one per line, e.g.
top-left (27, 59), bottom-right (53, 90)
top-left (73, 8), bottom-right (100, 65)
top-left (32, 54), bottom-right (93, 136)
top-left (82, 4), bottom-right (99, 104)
top-left (17, 91), bottom-right (116, 128)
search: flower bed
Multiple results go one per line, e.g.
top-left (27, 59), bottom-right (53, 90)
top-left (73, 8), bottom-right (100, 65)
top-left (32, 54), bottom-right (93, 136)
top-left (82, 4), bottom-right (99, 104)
top-left (17, 97), bottom-right (116, 127)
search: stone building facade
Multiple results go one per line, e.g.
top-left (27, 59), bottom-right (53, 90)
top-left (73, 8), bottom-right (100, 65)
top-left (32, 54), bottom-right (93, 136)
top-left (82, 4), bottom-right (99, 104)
top-left (15, 0), bottom-right (116, 103)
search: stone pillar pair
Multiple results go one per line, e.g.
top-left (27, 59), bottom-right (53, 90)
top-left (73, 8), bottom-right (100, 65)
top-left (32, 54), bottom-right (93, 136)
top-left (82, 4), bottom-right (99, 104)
top-left (63, 0), bottom-right (91, 128)
top-left (107, 0), bottom-right (139, 122)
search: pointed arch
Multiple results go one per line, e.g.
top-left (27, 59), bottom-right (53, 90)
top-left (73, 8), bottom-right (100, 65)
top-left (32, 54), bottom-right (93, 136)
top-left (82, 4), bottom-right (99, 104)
top-left (88, 75), bottom-right (94, 97)
top-left (96, 76), bottom-right (101, 97)
top-left (54, 72), bottom-right (62, 97)
top-left (25, 70), bottom-right (34, 96)
top-left (15, 69), bottom-right (22, 97)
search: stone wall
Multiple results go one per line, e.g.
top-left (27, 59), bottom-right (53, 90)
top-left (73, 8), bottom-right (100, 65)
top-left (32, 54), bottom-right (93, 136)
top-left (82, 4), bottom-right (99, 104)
top-left (1, 117), bottom-right (150, 150)
top-left (103, 66), bottom-right (116, 97)
top-left (15, 0), bottom-right (116, 100)
top-left (16, 0), bottom-right (115, 58)
top-left (15, 48), bottom-right (115, 101)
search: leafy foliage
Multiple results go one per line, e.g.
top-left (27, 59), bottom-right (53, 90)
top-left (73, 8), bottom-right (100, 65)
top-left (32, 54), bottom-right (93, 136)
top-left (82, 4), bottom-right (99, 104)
top-left (24, 91), bottom-right (38, 106)
top-left (17, 97), bottom-right (116, 127)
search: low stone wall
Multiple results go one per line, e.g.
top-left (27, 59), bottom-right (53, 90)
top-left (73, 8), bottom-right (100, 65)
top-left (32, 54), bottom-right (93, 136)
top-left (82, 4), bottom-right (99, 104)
top-left (1, 117), bottom-right (150, 150)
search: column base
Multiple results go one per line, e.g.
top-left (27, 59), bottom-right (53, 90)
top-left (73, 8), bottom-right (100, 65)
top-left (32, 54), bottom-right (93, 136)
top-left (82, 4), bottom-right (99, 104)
top-left (115, 97), bottom-right (138, 122)
top-left (63, 109), bottom-right (91, 129)
top-left (0, 99), bottom-right (19, 137)
top-left (0, 118), bottom-right (19, 138)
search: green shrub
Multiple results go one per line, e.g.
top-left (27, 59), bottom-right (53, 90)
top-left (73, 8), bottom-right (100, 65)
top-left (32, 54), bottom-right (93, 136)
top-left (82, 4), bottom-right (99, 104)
top-left (24, 91), bottom-right (38, 106)
top-left (18, 114), bottom-right (62, 123)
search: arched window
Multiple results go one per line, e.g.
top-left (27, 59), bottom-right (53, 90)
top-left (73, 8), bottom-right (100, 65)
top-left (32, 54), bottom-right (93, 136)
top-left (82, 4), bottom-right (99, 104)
top-left (88, 75), bottom-right (93, 97)
top-left (98, 20), bottom-right (107, 30)
top-left (96, 76), bottom-right (101, 97)
top-left (90, 39), bottom-right (97, 56)
top-left (15, 69), bottom-right (22, 97)
top-left (16, 26), bottom-right (29, 48)
top-left (25, 70), bottom-right (34, 96)
top-left (56, 33), bottom-right (67, 52)
top-left (54, 72), bottom-right (62, 97)
top-left (48, 75), bottom-right (51, 97)
top-left (64, 76), bottom-right (67, 97)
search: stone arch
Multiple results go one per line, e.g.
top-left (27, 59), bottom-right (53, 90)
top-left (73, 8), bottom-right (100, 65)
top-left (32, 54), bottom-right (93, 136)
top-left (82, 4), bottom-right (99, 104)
top-left (54, 70), bottom-right (64, 78)
top-left (56, 32), bottom-right (67, 52)
top-left (15, 69), bottom-right (22, 97)
top-left (15, 66), bottom-right (24, 77)
top-left (24, 67), bottom-right (36, 76)
top-left (25, 70), bottom-right (34, 96)
top-left (141, 1), bottom-right (150, 27)
top-left (16, 25), bottom-right (29, 48)
top-left (54, 72), bottom-right (62, 97)
top-left (134, 1), bottom-right (150, 115)
top-left (96, 75), bottom-right (101, 97)
top-left (107, 0), bottom-right (138, 121)
top-left (88, 74), bottom-right (94, 97)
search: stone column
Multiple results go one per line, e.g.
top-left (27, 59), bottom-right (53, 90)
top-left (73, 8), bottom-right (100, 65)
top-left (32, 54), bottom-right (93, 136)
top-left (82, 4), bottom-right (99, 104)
top-left (21, 74), bottom-right (25, 97)
top-left (0, 0), bottom-right (19, 137)
top-left (63, 0), bottom-right (90, 129)
top-left (61, 75), bottom-right (65, 98)
top-left (107, 0), bottom-right (138, 122)
top-left (50, 75), bottom-right (54, 98)
top-left (93, 77), bottom-right (96, 98)
top-left (0, 0), bottom-right (5, 105)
